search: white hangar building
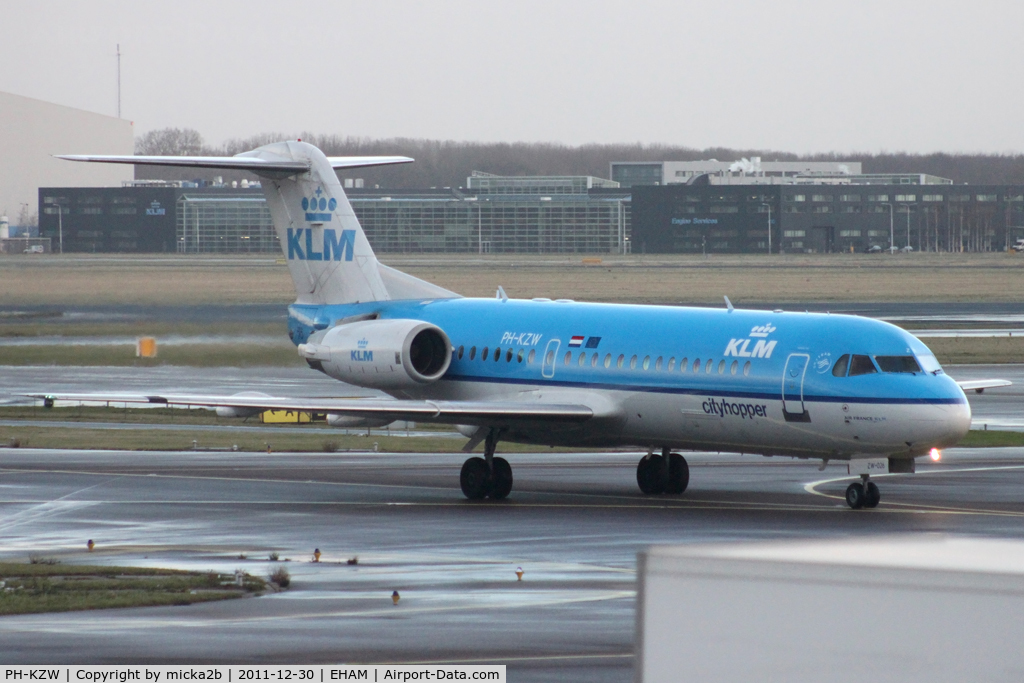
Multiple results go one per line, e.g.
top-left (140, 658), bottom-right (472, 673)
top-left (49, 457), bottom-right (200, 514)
top-left (0, 90), bottom-right (133, 228)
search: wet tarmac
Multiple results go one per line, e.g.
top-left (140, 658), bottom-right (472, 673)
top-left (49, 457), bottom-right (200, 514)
top-left (2, 446), bottom-right (1024, 679)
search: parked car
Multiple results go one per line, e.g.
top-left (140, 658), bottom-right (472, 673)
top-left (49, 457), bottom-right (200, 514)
top-left (1012, 239), bottom-right (1024, 253)
top-left (23, 245), bottom-right (44, 254)
top-left (865, 244), bottom-right (883, 253)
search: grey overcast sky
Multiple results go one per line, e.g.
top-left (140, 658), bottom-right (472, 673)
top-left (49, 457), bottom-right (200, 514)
top-left (2, 0), bottom-right (1022, 154)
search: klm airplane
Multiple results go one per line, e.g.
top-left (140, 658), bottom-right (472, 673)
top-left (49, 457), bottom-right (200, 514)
top-left (48, 142), bottom-right (1010, 509)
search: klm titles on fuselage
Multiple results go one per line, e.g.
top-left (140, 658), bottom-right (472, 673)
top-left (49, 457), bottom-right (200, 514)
top-left (724, 324), bottom-right (778, 359)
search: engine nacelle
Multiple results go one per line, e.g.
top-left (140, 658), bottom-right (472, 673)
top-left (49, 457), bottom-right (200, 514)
top-left (299, 319), bottom-right (452, 391)
top-left (327, 414), bottom-right (393, 429)
top-left (216, 391), bottom-right (272, 418)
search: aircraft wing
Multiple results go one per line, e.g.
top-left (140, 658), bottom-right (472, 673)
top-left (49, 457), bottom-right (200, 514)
top-left (28, 393), bottom-right (593, 425)
top-left (55, 154), bottom-right (413, 173)
top-left (956, 379), bottom-right (1013, 394)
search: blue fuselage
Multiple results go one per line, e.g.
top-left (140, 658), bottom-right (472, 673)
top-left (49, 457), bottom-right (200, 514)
top-left (288, 298), bottom-right (970, 459)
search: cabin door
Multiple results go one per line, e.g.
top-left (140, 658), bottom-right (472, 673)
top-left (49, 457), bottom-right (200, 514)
top-left (782, 353), bottom-right (810, 421)
top-left (542, 339), bottom-right (560, 379)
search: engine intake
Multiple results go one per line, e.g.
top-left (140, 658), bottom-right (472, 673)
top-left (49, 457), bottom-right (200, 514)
top-left (299, 318), bottom-right (452, 390)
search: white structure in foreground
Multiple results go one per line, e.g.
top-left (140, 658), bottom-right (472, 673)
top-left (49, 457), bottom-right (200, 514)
top-left (0, 90), bottom-right (133, 223)
top-left (637, 536), bottom-right (1024, 682)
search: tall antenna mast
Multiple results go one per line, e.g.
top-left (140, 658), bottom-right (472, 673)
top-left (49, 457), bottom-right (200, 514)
top-left (116, 44), bottom-right (121, 118)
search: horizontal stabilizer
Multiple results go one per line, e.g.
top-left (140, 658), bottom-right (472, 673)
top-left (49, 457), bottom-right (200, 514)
top-left (55, 154), bottom-right (413, 175)
top-left (29, 393), bottom-right (593, 426)
top-left (55, 154), bottom-right (310, 173)
top-left (956, 379), bottom-right (1012, 394)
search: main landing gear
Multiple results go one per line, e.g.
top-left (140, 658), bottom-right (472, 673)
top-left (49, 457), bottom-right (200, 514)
top-left (637, 448), bottom-right (689, 495)
top-left (460, 429), bottom-right (512, 500)
top-left (845, 475), bottom-right (881, 509)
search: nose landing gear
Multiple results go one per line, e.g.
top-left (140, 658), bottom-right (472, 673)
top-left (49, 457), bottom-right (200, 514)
top-left (460, 429), bottom-right (512, 500)
top-left (637, 448), bottom-right (689, 495)
top-left (845, 474), bottom-right (881, 509)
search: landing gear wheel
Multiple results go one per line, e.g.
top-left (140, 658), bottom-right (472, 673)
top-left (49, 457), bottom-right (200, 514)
top-left (864, 481), bottom-right (880, 508)
top-left (665, 453), bottom-right (689, 494)
top-left (489, 457), bottom-right (513, 500)
top-left (845, 482), bottom-right (866, 509)
top-left (460, 457), bottom-right (490, 500)
top-left (637, 455), bottom-right (667, 494)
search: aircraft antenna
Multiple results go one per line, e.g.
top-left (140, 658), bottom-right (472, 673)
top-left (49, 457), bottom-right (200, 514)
top-left (724, 295), bottom-right (734, 312)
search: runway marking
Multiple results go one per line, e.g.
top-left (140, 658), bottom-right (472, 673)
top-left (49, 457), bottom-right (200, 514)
top-left (0, 467), bottom-right (845, 513)
top-left (0, 476), bottom-right (118, 533)
top-left (804, 464), bottom-right (1024, 516)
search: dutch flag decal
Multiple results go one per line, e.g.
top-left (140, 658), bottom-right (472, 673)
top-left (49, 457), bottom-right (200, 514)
top-left (569, 336), bottom-right (585, 347)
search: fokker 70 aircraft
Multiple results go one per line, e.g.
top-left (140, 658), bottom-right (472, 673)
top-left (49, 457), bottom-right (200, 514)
top-left (41, 141), bottom-right (1009, 509)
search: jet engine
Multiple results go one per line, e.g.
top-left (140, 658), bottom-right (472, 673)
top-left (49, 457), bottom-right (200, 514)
top-left (215, 391), bottom-right (272, 418)
top-left (298, 319), bottom-right (451, 391)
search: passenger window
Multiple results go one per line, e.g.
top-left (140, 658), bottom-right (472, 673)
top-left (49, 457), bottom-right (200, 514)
top-left (495, 348), bottom-right (502, 362)
top-left (591, 353), bottom-right (598, 367)
top-left (743, 361), bottom-right (751, 376)
top-left (730, 360), bottom-right (738, 375)
top-left (564, 351), bottom-right (571, 365)
top-left (578, 352), bottom-right (586, 366)
top-left (718, 360), bottom-right (725, 374)
top-left (832, 354), bottom-right (850, 377)
top-left (457, 345), bottom-right (464, 360)
top-left (705, 359), bottom-right (713, 374)
top-left (545, 350), bottom-right (554, 365)
top-left (848, 355), bottom-right (877, 376)
top-left (517, 349), bottom-right (524, 363)
top-left (692, 359), bottom-right (700, 373)
top-left (630, 355), bottom-right (638, 369)
top-left (655, 357), bottom-right (663, 371)
top-left (604, 354), bottom-right (612, 368)
top-left (617, 354), bottom-right (625, 368)
top-left (668, 357), bottom-right (676, 371)
top-left (680, 357), bottom-right (688, 372)
top-left (642, 356), bottom-right (650, 370)
top-left (875, 356), bottom-right (922, 373)
top-left (506, 349), bottom-right (513, 362)
top-left (481, 347), bottom-right (488, 361)
top-left (528, 349), bottom-right (535, 363)
top-left (470, 346), bottom-right (476, 360)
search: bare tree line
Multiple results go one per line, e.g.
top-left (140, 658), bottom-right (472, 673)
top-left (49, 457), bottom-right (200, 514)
top-left (135, 128), bottom-right (1024, 188)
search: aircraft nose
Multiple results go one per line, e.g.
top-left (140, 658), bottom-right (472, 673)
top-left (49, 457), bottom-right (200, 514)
top-left (934, 393), bottom-right (971, 448)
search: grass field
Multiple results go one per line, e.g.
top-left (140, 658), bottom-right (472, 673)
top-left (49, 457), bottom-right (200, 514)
top-left (0, 562), bottom-right (266, 615)
top-left (3, 252), bottom-right (1024, 305)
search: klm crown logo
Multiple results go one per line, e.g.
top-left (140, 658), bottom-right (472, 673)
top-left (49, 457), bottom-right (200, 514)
top-left (357, 338), bottom-right (369, 349)
top-left (301, 187), bottom-right (337, 222)
top-left (749, 324), bottom-right (777, 338)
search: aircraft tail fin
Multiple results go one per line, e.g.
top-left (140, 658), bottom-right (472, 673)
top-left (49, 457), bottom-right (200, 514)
top-left (57, 143), bottom-right (457, 306)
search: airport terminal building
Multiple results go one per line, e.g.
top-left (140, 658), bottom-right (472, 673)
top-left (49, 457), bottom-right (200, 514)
top-left (631, 183), bottom-right (1024, 254)
top-left (38, 173), bottom-right (631, 255)
top-left (36, 157), bottom-right (1024, 255)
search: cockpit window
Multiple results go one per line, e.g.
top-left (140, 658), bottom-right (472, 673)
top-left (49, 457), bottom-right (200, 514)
top-left (917, 353), bottom-right (943, 374)
top-left (832, 354), bottom-right (850, 377)
top-left (848, 354), bottom-right (877, 376)
top-left (874, 356), bottom-right (922, 374)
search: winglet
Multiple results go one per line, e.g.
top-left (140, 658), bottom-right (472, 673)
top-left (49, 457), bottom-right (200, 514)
top-left (724, 295), bottom-right (734, 312)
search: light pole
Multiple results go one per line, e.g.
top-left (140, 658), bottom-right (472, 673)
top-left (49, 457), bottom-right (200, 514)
top-left (880, 202), bottom-right (894, 253)
top-left (53, 203), bottom-right (63, 254)
top-left (899, 203), bottom-right (914, 250)
top-left (760, 202), bottom-right (772, 254)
